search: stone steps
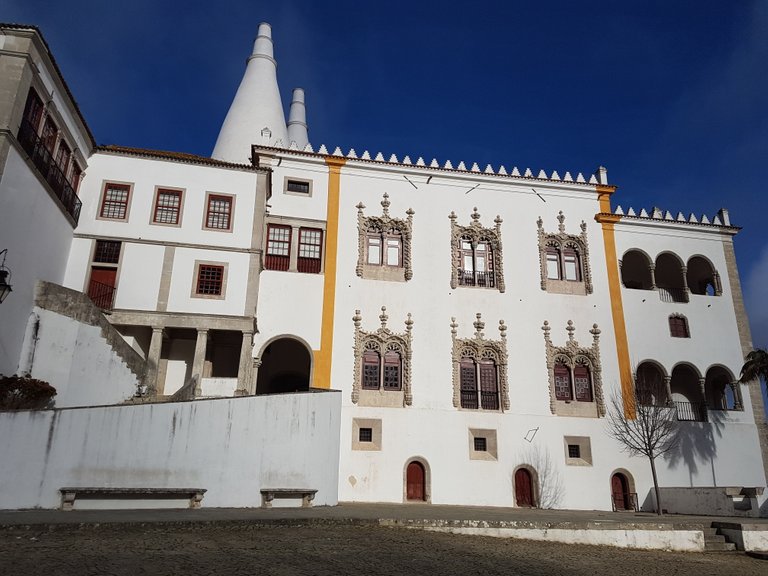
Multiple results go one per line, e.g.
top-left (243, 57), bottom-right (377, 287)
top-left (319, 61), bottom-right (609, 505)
top-left (704, 527), bottom-right (737, 552)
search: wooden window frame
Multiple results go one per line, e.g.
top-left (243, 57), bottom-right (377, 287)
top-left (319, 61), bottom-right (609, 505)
top-left (93, 240), bottom-right (121, 264)
top-left (22, 88), bottom-right (45, 132)
top-left (362, 350), bottom-right (381, 390)
top-left (98, 181), bottom-right (133, 222)
top-left (669, 315), bottom-right (690, 338)
top-left (457, 238), bottom-right (495, 288)
top-left (151, 187), bottom-right (184, 227)
top-left (40, 116), bottom-right (59, 155)
top-left (203, 192), bottom-right (234, 232)
top-left (297, 227), bottom-right (323, 274)
top-left (191, 260), bottom-right (228, 300)
top-left (265, 224), bottom-right (292, 271)
top-left (554, 362), bottom-right (573, 401)
top-left (460, 357), bottom-right (500, 411)
top-left (383, 351), bottom-right (402, 390)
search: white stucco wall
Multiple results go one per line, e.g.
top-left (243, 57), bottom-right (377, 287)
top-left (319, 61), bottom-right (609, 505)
top-left (25, 307), bottom-right (139, 408)
top-left (0, 147), bottom-right (74, 375)
top-left (0, 391), bottom-right (341, 509)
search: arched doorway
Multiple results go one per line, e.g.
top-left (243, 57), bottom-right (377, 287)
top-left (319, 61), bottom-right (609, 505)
top-left (514, 468), bottom-right (535, 507)
top-left (255, 337), bottom-right (311, 395)
top-left (406, 461), bottom-right (426, 501)
top-left (611, 473), bottom-right (630, 510)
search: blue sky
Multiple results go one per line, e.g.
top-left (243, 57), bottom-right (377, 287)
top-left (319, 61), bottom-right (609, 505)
top-left (7, 0), bottom-right (768, 349)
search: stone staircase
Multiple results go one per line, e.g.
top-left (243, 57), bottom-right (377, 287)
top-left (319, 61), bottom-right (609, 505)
top-left (703, 526), bottom-right (737, 552)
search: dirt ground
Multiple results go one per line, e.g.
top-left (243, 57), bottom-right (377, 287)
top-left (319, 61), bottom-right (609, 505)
top-left (0, 524), bottom-right (764, 576)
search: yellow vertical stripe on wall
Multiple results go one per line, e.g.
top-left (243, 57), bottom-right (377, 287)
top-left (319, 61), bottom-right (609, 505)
top-left (312, 156), bottom-right (346, 388)
top-left (596, 186), bottom-right (634, 416)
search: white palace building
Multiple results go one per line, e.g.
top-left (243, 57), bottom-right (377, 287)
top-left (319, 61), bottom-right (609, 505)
top-left (0, 22), bottom-right (766, 514)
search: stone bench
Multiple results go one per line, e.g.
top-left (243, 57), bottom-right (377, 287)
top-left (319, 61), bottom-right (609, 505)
top-left (60, 487), bottom-right (206, 511)
top-left (260, 488), bottom-right (317, 508)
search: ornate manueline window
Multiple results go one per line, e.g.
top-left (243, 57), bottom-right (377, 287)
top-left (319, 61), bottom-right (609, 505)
top-left (449, 208), bottom-right (505, 292)
top-left (537, 211), bottom-right (592, 295)
top-left (451, 314), bottom-right (509, 411)
top-left (356, 193), bottom-right (414, 282)
top-left (542, 320), bottom-right (604, 417)
top-left (352, 307), bottom-right (413, 407)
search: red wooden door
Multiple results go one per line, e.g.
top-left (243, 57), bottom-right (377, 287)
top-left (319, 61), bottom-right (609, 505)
top-left (515, 468), bottom-right (534, 507)
top-left (612, 473), bottom-right (628, 510)
top-left (88, 267), bottom-right (117, 309)
top-left (406, 461), bottom-right (425, 501)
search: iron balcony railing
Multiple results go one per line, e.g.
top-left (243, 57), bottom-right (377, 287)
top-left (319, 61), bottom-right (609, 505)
top-left (611, 492), bottom-right (639, 512)
top-left (658, 286), bottom-right (688, 303)
top-left (87, 279), bottom-right (116, 311)
top-left (458, 269), bottom-right (496, 288)
top-left (674, 400), bottom-right (708, 422)
top-left (460, 390), bottom-right (500, 410)
top-left (17, 119), bottom-right (82, 223)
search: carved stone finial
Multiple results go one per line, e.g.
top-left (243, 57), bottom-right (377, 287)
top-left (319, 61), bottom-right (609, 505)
top-left (356, 202), bottom-right (366, 214)
top-left (379, 306), bottom-right (388, 329)
top-left (353, 310), bottom-right (362, 328)
top-left (449, 211), bottom-right (457, 221)
top-left (473, 312), bottom-right (485, 339)
top-left (381, 193), bottom-right (390, 216)
top-left (557, 210), bottom-right (566, 233)
top-left (450, 317), bottom-right (458, 337)
top-left (542, 320), bottom-right (550, 333)
top-left (471, 207), bottom-right (481, 223)
top-left (590, 323), bottom-right (601, 342)
top-left (499, 319), bottom-right (507, 339)
top-left (580, 220), bottom-right (587, 233)
top-left (405, 313), bottom-right (414, 332)
top-left (406, 207), bottom-right (415, 219)
top-left (566, 320), bottom-right (575, 341)
top-left (494, 215), bottom-right (503, 228)
top-left (537, 216), bottom-right (543, 230)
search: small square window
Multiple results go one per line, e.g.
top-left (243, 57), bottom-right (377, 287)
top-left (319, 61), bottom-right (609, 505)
top-left (93, 240), bottom-right (121, 264)
top-left (359, 427), bottom-right (373, 442)
top-left (567, 444), bottom-right (580, 458)
top-left (474, 437), bottom-right (487, 452)
top-left (287, 180), bottom-right (310, 194)
top-left (196, 265), bottom-right (224, 296)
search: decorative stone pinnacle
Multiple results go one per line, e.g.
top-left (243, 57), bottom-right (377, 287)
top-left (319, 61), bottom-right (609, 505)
top-left (473, 312), bottom-right (485, 339)
top-left (379, 306), bottom-right (388, 329)
top-left (406, 207), bottom-right (415, 218)
top-left (590, 323), bottom-right (601, 342)
top-left (557, 211), bottom-right (566, 233)
top-left (580, 220), bottom-right (587, 233)
top-left (537, 216), bottom-right (543, 229)
top-left (449, 211), bottom-right (457, 221)
top-left (542, 320), bottom-right (551, 342)
top-left (353, 310), bottom-right (362, 328)
top-left (405, 313), bottom-right (414, 332)
top-left (450, 317), bottom-right (458, 337)
top-left (471, 207), bottom-right (481, 223)
top-left (381, 193), bottom-right (391, 216)
top-left (356, 202), bottom-right (365, 214)
top-left (499, 319), bottom-right (507, 338)
top-left (494, 215), bottom-right (503, 227)
top-left (566, 320), bottom-right (575, 341)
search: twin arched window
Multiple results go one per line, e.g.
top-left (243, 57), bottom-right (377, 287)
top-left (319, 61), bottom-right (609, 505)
top-left (458, 238), bottom-right (495, 287)
top-left (459, 357), bottom-right (499, 410)
top-left (554, 361), bottom-right (593, 402)
top-left (362, 349), bottom-right (402, 390)
top-left (546, 244), bottom-right (581, 281)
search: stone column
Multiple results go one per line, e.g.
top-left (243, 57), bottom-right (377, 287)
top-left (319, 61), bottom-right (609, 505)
top-left (698, 377), bottom-right (707, 402)
top-left (730, 382), bottom-right (743, 411)
top-left (289, 225), bottom-right (300, 272)
top-left (192, 329), bottom-right (209, 397)
top-left (681, 265), bottom-right (690, 301)
top-left (235, 331), bottom-right (254, 395)
top-left (648, 263), bottom-right (657, 290)
top-left (144, 327), bottom-right (164, 397)
top-left (663, 376), bottom-right (672, 405)
top-left (250, 358), bottom-right (262, 395)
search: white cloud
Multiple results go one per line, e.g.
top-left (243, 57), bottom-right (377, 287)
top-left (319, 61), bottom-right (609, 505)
top-left (744, 245), bottom-right (768, 349)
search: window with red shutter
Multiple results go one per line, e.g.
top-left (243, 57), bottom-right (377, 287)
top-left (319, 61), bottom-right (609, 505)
top-left (554, 363), bottom-right (573, 400)
top-left (383, 351), bottom-right (401, 390)
top-left (153, 189), bottom-right (182, 225)
top-left (297, 227), bottom-right (322, 273)
top-left (479, 360), bottom-right (499, 410)
top-left (460, 358), bottom-right (478, 409)
top-left (22, 89), bottom-right (44, 131)
top-left (265, 224), bottom-right (291, 271)
top-left (362, 350), bottom-right (380, 389)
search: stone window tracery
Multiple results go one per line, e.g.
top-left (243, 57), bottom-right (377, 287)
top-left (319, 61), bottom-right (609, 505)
top-left (449, 208), bottom-right (505, 292)
top-left (451, 313), bottom-right (509, 411)
top-left (542, 320), bottom-right (604, 417)
top-left (356, 193), bottom-right (414, 282)
top-left (537, 211), bottom-right (592, 295)
top-left (352, 307), bottom-right (413, 407)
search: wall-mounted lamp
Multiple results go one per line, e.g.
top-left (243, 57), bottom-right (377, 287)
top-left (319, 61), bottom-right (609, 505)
top-left (0, 249), bottom-right (12, 304)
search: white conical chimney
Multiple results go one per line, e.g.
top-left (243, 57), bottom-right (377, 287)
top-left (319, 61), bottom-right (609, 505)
top-left (212, 23), bottom-right (288, 163)
top-left (287, 88), bottom-right (309, 149)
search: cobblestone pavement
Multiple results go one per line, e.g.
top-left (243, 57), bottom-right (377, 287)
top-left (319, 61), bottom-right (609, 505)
top-left (0, 524), bottom-right (764, 576)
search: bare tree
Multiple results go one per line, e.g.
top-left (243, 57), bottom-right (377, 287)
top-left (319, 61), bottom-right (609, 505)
top-left (519, 443), bottom-right (564, 509)
top-left (605, 385), bottom-right (679, 515)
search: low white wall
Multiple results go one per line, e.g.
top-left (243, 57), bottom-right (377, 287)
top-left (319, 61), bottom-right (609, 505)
top-left (660, 487), bottom-right (760, 518)
top-left (0, 391), bottom-right (341, 510)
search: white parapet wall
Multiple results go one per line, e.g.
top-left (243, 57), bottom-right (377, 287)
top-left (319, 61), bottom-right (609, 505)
top-left (0, 391), bottom-right (341, 510)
